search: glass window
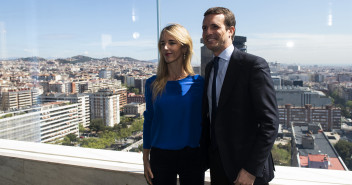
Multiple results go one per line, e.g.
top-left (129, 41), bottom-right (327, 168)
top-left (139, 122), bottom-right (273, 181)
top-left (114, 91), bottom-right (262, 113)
top-left (1, 0), bottom-right (352, 171)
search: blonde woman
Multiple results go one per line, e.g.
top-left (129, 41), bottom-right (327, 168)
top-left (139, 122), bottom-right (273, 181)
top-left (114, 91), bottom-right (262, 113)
top-left (143, 24), bottom-right (204, 185)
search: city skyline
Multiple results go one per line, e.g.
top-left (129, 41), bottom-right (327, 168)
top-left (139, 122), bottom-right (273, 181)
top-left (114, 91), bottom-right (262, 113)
top-left (1, 0), bottom-right (352, 66)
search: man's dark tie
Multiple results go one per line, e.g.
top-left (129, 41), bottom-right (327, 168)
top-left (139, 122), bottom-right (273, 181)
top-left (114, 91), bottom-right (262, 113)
top-left (211, 56), bottom-right (219, 149)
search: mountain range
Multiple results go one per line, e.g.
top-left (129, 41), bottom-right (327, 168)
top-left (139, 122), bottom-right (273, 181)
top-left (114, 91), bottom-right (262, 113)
top-left (8, 55), bottom-right (157, 64)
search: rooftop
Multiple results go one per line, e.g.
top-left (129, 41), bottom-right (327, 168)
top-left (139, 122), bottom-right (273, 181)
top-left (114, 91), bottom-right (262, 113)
top-left (308, 154), bottom-right (328, 162)
top-left (293, 124), bottom-right (347, 171)
top-left (294, 126), bottom-right (337, 157)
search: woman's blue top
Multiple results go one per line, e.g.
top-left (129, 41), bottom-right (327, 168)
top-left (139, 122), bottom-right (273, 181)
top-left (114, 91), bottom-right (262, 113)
top-left (143, 74), bottom-right (204, 150)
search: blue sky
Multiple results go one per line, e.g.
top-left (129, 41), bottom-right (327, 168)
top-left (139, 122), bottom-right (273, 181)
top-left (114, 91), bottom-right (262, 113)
top-left (0, 0), bottom-right (352, 65)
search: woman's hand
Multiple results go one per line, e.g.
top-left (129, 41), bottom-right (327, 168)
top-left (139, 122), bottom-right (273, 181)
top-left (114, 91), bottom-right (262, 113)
top-left (143, 149), bottom-right (154, 185)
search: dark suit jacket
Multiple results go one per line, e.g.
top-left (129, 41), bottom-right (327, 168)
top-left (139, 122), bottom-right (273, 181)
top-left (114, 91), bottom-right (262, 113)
top-left (200, 47), bottom-right (279, 183)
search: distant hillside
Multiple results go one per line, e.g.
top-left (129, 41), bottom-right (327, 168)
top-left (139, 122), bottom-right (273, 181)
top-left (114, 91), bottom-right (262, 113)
top-left (103, 56), bottom-right (156, 64)
top-left (56, 55), bottom-right (96, 64)
top-left (13, 55), bottom-right (153, 64)
top-left (20, 57), bottom-right (47, 62)
top-left (102, 56), bottom-right (142, 62)
top-left (148, 59), bottom-right (158, 63)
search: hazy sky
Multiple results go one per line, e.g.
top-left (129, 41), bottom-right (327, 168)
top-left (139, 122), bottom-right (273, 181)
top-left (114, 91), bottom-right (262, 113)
top-left (0, 0), bottom-right (351, 66)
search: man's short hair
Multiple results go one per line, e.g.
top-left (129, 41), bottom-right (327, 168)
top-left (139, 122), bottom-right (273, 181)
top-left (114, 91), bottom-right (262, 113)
top-left (204, 7), bottom-right (236, 29)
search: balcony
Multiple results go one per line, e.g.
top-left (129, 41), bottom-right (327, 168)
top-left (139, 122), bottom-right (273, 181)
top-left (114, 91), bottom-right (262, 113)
top-left (0, 139), bottom-right (351, 185)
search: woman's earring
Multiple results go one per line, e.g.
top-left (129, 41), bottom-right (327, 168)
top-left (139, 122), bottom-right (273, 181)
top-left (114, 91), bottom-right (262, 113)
top-left (183, 53), bottom-right (186, 60)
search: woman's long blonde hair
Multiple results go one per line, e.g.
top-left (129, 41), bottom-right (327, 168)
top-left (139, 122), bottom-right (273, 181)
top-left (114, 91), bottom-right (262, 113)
top-left (152, 24), bottom-right (195, 100)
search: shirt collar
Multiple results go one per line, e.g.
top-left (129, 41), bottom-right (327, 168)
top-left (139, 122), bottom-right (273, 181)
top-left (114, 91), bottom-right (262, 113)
top-left (217, 44), bottom-right (234, 61)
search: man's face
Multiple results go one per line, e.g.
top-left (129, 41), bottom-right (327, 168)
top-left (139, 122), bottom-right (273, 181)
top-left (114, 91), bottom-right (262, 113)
top-left (202, 14), bottom-right (235, 56)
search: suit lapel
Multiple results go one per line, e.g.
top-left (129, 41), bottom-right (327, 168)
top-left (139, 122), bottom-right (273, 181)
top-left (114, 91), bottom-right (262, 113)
top-left (202, 59), bottom-right (213, 118)
top-left (217, 48), bottom-right (242, 110)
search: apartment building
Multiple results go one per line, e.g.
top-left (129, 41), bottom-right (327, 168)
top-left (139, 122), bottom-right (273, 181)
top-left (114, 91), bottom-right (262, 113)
top-left (116, 88), bottom-right (127, 109)
top-left (123, 102), bottom-right (145, 117)
top-left (40, 93), bottom-right (90, 127)
top-left (275, 86), bottom-right (331, 107)
top-left (279, 104), bottom-right (341, 131)
top-left (1, 88), bottom-right (41, 111)
top-left (40, 102), bottom-right (79, 143)
top-left (99, 69), bottom-right (113, 79)
top-left (90, 89), bottom-right (120, 127)
top-left (0, 101), bottom-right (79, 143)
top-left (75, 79), bottom-right (121, 93)
top-left (134, 78), bottom-right (147, 95)
top-left (127, 93), bottom-right (145, 104)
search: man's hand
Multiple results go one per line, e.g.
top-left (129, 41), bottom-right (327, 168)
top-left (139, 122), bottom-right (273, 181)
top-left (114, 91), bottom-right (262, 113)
top-left (234, 168), bottom-right (256, 185)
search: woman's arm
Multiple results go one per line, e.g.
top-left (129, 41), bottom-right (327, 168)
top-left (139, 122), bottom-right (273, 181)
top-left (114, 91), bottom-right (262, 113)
top-left (143, 149), bottom-right (153, 185)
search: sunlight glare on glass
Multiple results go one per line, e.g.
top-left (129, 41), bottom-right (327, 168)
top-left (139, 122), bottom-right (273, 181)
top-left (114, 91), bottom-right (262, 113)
top-left (132, 8), bottom-right (137, 22)
top-left (328, 14), bottom-right (333, 26)
top-left (133, 32), bottom-right (140, 39)
top-left (328, 3), bottom-right (333, 27)
top-left (286, 41), bottom-right (295, 48)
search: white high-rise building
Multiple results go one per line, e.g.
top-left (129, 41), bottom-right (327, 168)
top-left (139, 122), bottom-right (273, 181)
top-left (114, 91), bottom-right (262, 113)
top-left (90, 89), bottom-right (120, 127)
top-left (40, 93), bottom-right (90, 127)
top-left (99, 69), bottom-right (112, 79)
top-left (0, 101), bottom-right (79, 143)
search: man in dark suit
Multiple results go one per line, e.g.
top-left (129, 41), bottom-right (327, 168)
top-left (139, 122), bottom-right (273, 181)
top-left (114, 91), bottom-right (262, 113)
top-left (200, 7), bottom-right (279, 185)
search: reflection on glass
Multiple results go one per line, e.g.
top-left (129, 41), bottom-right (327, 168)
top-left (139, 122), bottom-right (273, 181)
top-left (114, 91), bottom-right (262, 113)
top-left (0, 0), bottom-right (351, 172)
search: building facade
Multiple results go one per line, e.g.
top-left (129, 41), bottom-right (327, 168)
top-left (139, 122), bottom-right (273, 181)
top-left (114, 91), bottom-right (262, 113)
top-left (275, 86), bottom-right (332, 107)
top-left (40, 93), bottom-right (90, 127)
top-left (90, 89), bottom-right (120, 127)
top-left (75, 79), bottom-right (121, 93)
top-left (0, 102), bottom-right (79, 143)
top-left (123, 103), bottom-right (146, 117)
top-left (127, 94), bottom-right (145, 104)
top-left (134, 78), bottom-right (147, 95)
top-left (1, 88), bottom-right (40, 111)
top-left (116, 88), bottom-right (127, 110)
top-left (99, 69), bottom-right (113, 79)
top-left (279, 104), bottom-right (341, 131)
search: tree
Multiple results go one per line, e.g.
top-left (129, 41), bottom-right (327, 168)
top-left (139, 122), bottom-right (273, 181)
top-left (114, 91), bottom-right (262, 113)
top-left (346, 101), bottom-right (352, 109)
top-left (99, 131), bottom-right (116, 144)
top-left (132, 88), bottom-right (139, 94)
top-left (62, 136), bottom-right (73, 146)
top-left (138, 144), bottom-right (143, 152)
top-left (127, 86), bottom-right (140, 94)
top-left (130, 118), bottom-right (143, 132)
top-left (66, 133), bottom-right (77, 142)
top-left (331, 90), bottom-right (345, 105)
top-left (80, 138), bottom-right (106, 149)
top-left (61, 133), bottom-right (78, 146)
top-left (79, 117), bottom-right (144, 150)
top-left (342, 108), bottom-right (351, 118)
top-left (79, 123), bottom-right (86, 134)
top-left (89, 118), bottom-right (106, 132)
top-left (271, 144), bottom-right (291, 166)
top-left (335, 140), bottom-right (352, 170)
top-left (328, 90), bottom-right (351, 118)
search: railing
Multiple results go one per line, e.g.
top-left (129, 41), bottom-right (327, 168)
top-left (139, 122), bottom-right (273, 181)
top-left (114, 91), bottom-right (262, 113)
top-left (0, 139), bottom-right (351, 185)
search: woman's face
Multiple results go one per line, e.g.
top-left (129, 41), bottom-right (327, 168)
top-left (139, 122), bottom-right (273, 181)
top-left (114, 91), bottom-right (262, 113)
top-left (160, 32), bottom-right (185, 64)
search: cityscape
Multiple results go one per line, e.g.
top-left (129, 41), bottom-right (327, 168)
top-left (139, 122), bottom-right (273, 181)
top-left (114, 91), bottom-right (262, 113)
top-left (1, 0), bottom-right (352, 184)
top-left (1, 37), bottom-right (352, 172)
